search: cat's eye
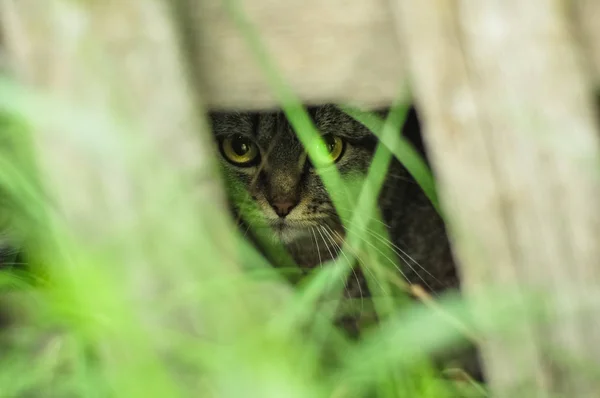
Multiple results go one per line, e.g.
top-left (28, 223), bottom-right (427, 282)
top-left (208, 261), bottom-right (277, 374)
top-left (323, 135), bottom-right (345, 162)
top-left (220, 134), bottom-right (260, 166)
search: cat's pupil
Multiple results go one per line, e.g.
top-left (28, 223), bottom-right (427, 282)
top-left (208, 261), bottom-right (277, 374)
top-left (325, 136), bottom-right (335, 152)
top-left (232, 136), bottom-right (251, 156)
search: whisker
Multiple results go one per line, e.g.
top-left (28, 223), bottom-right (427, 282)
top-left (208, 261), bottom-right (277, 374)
top-left (309, 227), bottom-right (323, 268)
top-left (360, 224), bottom-right (443, 287)
top-left (321, 226), bottom-right (364, 312)
top-left (242, 223), bottom-right (251, 238)
top-left (353, 228), bottom-right (440, 295)
top-left (315, 226), bottom-right (338, 292)
top-left (327, 227), bottom-right (385, 293)
top-left (339, 225), bottom-right (419, 290)
top-left (315, 226), bottom-right (336, 263)
top-left (336, 216), bottom-right (439, 293)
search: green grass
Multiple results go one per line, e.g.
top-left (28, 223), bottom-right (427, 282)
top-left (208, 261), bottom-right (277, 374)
top-left (0, 85), bottom-right (495, 397)
top-left (0, 4), bottom-right (511, 398)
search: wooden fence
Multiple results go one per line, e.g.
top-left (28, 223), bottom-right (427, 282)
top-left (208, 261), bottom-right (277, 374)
top-left (2, 1), bottom-right (600, 396)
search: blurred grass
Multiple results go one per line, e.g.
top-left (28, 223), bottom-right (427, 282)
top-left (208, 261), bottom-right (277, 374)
top-left (0, 83), bottom-right (495, 397)
top-left (0, 4), bottom-right (499, 398)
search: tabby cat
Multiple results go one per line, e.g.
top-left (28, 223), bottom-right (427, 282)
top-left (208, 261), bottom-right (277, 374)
top-left (209, 104), bottom-right (480, 378)
top-left (209, 104), bottom-right (457, 293)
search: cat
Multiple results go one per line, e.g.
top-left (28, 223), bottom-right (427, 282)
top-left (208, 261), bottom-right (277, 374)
top-left (208, 104), bottom-right (482, 380)
top-left (209, 104), bottom-right (457, 293)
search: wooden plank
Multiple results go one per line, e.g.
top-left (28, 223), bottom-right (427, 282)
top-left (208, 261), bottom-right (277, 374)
top-left (0, 0), bottom-right (232, 235)
top-left (5, 1), bottom-right (600, 111)
top-left (575, 0), bottom-right (600, 83)
top-left (179, 0), bottom-right (407, 109)
top-left (141, 0), bottom-right (600, 110)
top-left (393, 0), bottom-right (600, 396)
top-left (0, 0), bottom-right (239, 336)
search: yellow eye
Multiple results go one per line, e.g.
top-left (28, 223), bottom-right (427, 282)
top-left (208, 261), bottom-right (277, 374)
top-left (323, 135), bottom-right (345, 162)
top-left (220, 135), bottom-right (260, 166)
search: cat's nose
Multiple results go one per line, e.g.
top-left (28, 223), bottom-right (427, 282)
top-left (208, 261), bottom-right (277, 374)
top-left (272, 200), bottom-right (297, 218)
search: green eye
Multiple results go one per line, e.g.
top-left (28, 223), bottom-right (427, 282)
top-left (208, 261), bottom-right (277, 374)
top-left (323, 135), bottom-right (345, 162)
top-left (220, 135), bottom-right (260, 166)
top-left (311, 135), bottom-right (345, 166)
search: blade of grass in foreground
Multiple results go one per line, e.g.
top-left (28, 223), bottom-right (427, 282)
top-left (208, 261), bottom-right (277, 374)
top-left (218, 3), bottom-right (436, 328)
top-left (268, 102), bottom-right (409, 333)
top-left (1, 78), bottom-right (319, 397)
top-left (218, 0), bottom-right (454, 381)
top-left (217, 7), bottom-right (460, 395)
top-left (340, 105), bottom-right (440, 214)
top-left (334, 286), bottom-right (544, 397)
top-left (221, 0), bottom-right (357, 220)
top-left (221, 0), bottom-right (413, 283)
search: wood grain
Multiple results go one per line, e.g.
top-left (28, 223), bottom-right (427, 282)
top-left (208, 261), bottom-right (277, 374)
top-left (394, 0), bottom-right (600, 395)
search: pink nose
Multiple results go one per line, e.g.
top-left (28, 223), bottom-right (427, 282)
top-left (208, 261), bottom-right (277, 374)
top-left (272, 200), bottom-right (297, 217)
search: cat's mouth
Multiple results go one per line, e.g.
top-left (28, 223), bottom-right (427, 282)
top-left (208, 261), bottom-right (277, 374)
top-left (272, 219), bottom-right (305, 232)
top-left (270, 219), bottom-right (314, 243)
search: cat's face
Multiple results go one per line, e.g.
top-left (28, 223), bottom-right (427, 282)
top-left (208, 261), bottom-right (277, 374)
top-left (209, 105), bottom-right (377, 246)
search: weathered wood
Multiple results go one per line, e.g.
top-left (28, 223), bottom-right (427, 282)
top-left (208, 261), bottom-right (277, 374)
top-left (575, 0), bottom-right (600, 83)
top-left (5, 1), bottom-right (600, 111)
top-left (121, 0), bottom-right (600, 110)
top-left (0, 0), bottom-right (239, 336)
top-left (1, 0), bottom-right (223, 221)
top-left (4, 1), bottom-right (600, 395)
top-left (193, 0), bottom-right (407, 110)
top-left (394, 0), bottom-right (600, 396)
top-left (178, 0), bottom-right (600, 109)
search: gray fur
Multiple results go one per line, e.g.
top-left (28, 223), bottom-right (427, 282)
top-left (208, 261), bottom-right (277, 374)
top-left (209, 105), bottom-right (481, 377)
top-left (209, 105), bottom-right (457, 291)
